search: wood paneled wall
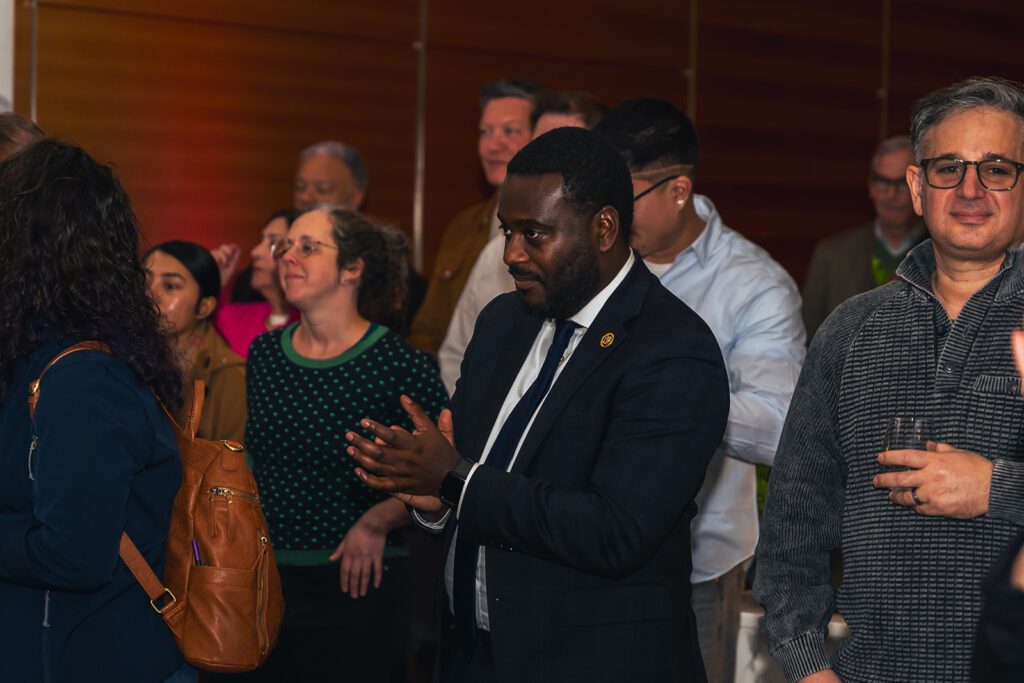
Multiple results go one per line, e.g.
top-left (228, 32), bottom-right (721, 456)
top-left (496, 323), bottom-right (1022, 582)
top-left (14, 0), bottom-right (1024, 284)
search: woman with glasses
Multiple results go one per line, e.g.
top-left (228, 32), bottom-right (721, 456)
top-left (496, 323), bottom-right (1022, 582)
top-left (145, 240), bottom-right (247, 443)
top-left (0, 139), bottom-right (192, 682)
top-left (212, 209), bottom-right (301, 359)
top-left (240, 207), bottom-right (447, 682)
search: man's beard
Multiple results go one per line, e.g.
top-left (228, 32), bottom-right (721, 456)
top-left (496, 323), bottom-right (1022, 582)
top-left (511, 235), bottom-right (600, 320)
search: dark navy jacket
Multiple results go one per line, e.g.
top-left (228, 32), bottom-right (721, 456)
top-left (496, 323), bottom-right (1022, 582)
top-left (0, 340), bottom-right (183, 682)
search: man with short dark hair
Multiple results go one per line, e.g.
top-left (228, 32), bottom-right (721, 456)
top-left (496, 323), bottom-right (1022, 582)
top-left (530, 89), bottom-right (608, 137)
top-left (755, 76), bottom-right (1024, 683)
top-left (802, 136), bottom-right (928, 339)
top-left (409, 78), bottom-right (538, 354)
top-left (596, 99), bottom-right (805, 683)
top-left (347, 127), bottom-right (729, 682)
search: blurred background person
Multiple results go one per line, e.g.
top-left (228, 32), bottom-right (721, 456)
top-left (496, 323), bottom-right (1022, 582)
top-left (0, 111), bottom-right (43, 162)
top-left (145, 240), bottom-right (247, 443)
top-left (409, 77), bottom-right (538, 355)
top-left (241, 207), bottom-right (447, 682)
top-left (214, 208), bottom-right (301, 358)
top-left (0, 139), bottom-right (189, 682)
top-left (801, 135), bottom-right (927, 339)
top-left (530, 88), bottom-right (608, 137)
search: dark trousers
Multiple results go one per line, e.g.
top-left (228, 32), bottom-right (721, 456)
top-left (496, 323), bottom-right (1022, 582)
top-left (441, 629), bottom-right (497, 683)
top-left (212, 560), bottom-right (409, 683)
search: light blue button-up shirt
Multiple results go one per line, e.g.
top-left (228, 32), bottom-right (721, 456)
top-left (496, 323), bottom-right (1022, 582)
top-left (652, 195), bottom-right (805, 583)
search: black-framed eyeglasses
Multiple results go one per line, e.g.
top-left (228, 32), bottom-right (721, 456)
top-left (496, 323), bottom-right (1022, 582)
top-left (921, 157), bottom-right (1024, 192)
top-left (632, 175), bottom-right (677, 202)
top-left (271, 236), bottom-right (339, 260)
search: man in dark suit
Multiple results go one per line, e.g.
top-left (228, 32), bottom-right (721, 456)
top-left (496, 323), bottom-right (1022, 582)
top-left (347, 127), bottom-right (729, 682)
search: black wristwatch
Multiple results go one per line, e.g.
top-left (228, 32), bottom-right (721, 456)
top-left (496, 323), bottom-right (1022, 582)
top-left (438, 457), bottom-right (475, 508)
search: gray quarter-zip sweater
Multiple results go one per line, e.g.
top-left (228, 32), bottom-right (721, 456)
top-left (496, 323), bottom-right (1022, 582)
top-left (755, 240), bottom-right (1024, 683)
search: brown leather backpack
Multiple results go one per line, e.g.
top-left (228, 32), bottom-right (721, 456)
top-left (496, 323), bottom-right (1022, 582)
top-left (29, 342), bottom-right (285, 672)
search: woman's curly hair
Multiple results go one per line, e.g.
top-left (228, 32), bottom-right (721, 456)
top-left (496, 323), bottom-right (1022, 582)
top-left (0, 138), bottom-right (183, 407)
top-left (326, 209), bottom-right (409, 331)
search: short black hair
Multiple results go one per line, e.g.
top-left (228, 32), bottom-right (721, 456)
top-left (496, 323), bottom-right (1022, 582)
top-left (479, 78), bottom-right (540, 111)
top-left (594, 98), bottom-right (699, 176)
top-left (146, 240), bottom-right (221, 302)
top-left (507, 127), bottom-right (633, 240)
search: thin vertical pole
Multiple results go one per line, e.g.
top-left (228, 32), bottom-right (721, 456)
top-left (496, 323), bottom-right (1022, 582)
top-left (28, 0), bottom-right (37, 120)
top-left (687, 0), bottom-right (698, 121)
top-left (412, 0), bottom-right (427, 272)
top-left (879, 0), bottom-right (891, 138)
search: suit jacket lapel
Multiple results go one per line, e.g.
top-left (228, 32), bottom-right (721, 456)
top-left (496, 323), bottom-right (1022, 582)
top-left (511, 258), bottom-right (651, 474)
top-left (463, 309), bottom-right (542, 462)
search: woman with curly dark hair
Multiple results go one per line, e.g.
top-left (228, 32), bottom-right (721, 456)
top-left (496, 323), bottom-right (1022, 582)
top-left (240, 207), bottom-right (447, 681)
top-left (0, 139), bottom-right (191, 683)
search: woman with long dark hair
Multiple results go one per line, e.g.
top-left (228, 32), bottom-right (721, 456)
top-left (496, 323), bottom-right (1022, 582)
top-left (241, 207), bottom-right (447, 681)
top-left (145, 240), bottom-right (247, 442)
top-left (0, 139), bottom-right (191, 682)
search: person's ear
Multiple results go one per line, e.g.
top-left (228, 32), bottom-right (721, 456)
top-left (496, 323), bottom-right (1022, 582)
top-left (339, 257), bottom-right (364, 286)
top-left (196, 295), bottom-right (217, 321)
top-left (907, 164), bottom-right (925, 217)
top-left (593, 206), bottom-right (620, 253)
top-left (670, 175), bottom-right (693, 210)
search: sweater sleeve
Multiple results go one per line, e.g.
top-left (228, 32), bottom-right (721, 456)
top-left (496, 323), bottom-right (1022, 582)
top-left (988, 458), bottom-right (1024, 526)
top-left (753, 307), bottom-right (852, 682)
top-left (0, 357), bottom-right (152, 590)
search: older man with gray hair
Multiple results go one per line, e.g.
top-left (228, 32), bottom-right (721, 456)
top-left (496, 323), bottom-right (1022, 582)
top-left (293, 139), bottom-right (369, 211)
top-left (755, 76), bottom-right (1024, 683)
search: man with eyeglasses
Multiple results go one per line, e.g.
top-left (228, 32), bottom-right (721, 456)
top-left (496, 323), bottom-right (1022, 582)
top-left (594, 99), bottom-right (805, 683)
top-left (754, 76), bottom-right (1024, 683)
top-left (802, 136), bottom-right (928, 339)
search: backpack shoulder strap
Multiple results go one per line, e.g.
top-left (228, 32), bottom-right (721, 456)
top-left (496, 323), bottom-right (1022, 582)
top-left (119, 532), bottom-right (176, 613)
top-left (28, 341), bottom-right (111, 419)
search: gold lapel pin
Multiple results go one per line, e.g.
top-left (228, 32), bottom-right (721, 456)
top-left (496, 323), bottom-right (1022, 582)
top-left (600, 332), bottom-right (615, 348)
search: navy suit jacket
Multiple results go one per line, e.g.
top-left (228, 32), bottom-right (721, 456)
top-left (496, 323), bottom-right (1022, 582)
top-left (442, 257), bottom-right (730, 682)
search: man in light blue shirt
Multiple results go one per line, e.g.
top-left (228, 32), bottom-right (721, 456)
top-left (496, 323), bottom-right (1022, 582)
top-left (597, 99), bottom-right (806, 683)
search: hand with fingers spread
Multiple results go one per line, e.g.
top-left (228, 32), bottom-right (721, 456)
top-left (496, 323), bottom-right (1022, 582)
top-left (873, 442), bottom-right (993, 518)
top-left (347, 395), bottom-right (461, 498)
top-left (328, 498), bottom-right (409, 598)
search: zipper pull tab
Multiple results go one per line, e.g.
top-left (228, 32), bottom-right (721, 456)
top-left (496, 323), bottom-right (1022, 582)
top-left (28, 436), bottom-right (38, 481)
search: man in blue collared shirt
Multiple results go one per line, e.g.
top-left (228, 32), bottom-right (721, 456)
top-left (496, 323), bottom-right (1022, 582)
top-left (597, 100), bottom-right (806, 683)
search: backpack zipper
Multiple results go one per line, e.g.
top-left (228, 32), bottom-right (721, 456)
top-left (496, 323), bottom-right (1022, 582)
top-left (42, 590), bottom-right (51, 627)
top-left (27, 436), bottom-right (38, 481)
top-left (256, 531), bottom-right (270, 654)
top-left (208, 486), bottom-right (260, 504)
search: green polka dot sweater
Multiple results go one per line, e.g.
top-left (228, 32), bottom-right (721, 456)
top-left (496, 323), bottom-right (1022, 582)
top-left (246, 322), bottom-right (448, 566)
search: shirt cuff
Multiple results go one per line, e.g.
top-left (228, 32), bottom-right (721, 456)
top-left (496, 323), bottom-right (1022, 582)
top-left (989, 458), bottom-right (1024, 526)
top-left (770, 630), bottom-right (831, 683)
top-left (411, 507), bottom-right (450, 533)
top-left (455, 462), bottom-right (481, 519)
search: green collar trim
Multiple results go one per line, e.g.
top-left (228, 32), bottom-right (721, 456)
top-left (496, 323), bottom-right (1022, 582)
top-left (280, 322), bottom-right (387, 368)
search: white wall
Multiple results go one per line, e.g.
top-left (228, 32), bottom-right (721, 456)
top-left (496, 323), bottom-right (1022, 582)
top-left (0, 0), bottom-right (13, 111)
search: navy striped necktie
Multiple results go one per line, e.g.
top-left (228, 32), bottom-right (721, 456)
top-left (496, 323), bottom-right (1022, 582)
top-left (453, 318), bottom-right (580, 652)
